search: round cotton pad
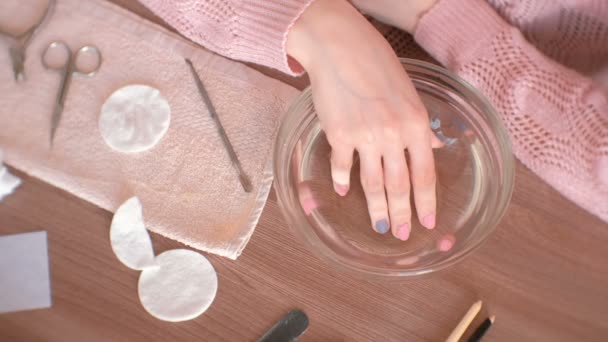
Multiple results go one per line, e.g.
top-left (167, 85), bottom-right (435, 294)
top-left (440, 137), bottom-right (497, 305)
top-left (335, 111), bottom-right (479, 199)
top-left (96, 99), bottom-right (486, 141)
top-left (99, 84), bottom-right (171, 153)
top-left (138, 249), bottom-right (218, 322)
top-left (110, 197), bottom-right (155, 270)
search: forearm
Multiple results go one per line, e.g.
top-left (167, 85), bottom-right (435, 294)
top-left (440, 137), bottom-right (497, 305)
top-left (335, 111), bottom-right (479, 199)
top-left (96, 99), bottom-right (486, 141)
top-left (415, 0), bottom-right (608, 221)
top-left (138, 0), bottom-right (314, 75)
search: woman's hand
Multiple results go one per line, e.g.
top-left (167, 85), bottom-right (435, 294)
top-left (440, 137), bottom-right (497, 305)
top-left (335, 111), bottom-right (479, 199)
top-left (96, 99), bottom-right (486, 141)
top-left (287, 0), bottom-right (440, 240)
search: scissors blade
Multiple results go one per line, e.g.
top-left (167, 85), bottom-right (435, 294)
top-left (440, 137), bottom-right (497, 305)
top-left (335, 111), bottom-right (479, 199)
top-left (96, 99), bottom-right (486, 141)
top-left (9, 0), bottom-right (56, 82)
top-left (49, 101), bottom-right (64, 147)
top-left (20, 0), bottom-right (56, 47)
top-left (9, 46), bottom-right (25, 81)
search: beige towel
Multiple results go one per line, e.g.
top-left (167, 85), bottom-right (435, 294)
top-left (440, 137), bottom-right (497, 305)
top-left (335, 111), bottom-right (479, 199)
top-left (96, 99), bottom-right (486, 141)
top-left (0, 0), bottom-right (298, 259)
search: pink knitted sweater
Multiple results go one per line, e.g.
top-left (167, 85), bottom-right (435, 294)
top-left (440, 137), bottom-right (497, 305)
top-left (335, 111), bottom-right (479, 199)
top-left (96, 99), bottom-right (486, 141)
top-left (139, 0), bottom-right (608, 222)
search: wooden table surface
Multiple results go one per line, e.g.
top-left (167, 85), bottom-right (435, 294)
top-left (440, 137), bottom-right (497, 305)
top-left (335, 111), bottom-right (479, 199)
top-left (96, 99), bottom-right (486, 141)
top-left (2, 1), bottom-right (608, 341)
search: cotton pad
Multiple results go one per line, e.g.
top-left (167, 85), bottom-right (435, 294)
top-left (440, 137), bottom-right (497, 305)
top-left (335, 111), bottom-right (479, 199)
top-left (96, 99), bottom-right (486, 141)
top-left (110, 197), bottom-right (155, 270)
top-left (110, 197), bottom-right (218, 322)
top-left (99, 84), bottom-right (171, 153)
top-left (138, 249), bottom-right (218, 322)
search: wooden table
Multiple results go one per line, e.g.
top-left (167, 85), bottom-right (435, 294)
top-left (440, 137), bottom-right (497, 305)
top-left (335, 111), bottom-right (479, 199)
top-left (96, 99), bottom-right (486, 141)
top-left (1, 2), bottom-right (607, 341)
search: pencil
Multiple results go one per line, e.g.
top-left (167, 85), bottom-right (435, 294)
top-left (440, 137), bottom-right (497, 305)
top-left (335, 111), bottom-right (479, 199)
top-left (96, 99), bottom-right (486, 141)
top-left (446, 300), bottom-right (483, 342)
top-left (468, 316), bottom-right (495, 342)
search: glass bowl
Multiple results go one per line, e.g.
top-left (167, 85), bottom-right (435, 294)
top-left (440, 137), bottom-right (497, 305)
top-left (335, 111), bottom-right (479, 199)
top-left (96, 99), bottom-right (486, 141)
top-left (273, 59), bottom-right (514, 277)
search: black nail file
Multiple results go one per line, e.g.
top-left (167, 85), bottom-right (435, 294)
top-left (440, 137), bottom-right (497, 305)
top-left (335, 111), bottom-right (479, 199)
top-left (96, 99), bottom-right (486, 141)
top-left (257, 310), bottom-right (309, 342)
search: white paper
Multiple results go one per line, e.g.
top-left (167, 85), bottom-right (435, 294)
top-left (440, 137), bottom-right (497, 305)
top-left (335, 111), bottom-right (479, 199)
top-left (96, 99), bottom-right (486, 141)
top-left (0, 231), bottom-right (52, 314)
top-left (0, 148), bottom-right (21, 200)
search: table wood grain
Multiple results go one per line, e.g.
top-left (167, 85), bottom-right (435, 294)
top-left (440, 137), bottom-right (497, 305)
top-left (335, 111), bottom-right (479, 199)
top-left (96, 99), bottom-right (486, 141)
top-left (1, 1), bottom-right (607, 341)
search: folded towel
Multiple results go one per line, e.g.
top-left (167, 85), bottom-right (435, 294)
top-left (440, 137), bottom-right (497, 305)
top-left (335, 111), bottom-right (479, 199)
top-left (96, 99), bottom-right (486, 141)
top-left (0, 0), bottom-right (298, 259)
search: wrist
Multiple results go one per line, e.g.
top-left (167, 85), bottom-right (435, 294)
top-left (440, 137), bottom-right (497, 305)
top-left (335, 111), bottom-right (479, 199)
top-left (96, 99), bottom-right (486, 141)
top-left (405, 0), bottom-right (438, 33)
top-left (286, 0), bottom-right (365, 73)
top-left (351, 0), bottom-right (438, 34)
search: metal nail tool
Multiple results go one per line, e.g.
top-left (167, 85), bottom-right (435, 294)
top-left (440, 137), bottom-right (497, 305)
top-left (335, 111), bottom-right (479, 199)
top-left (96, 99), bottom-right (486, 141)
top-left (185, 58), bottom-right (253, 193)
top-left (1, 0), bottom-right (56, 81)
top-left (42, 41), bottom-right (102, 146)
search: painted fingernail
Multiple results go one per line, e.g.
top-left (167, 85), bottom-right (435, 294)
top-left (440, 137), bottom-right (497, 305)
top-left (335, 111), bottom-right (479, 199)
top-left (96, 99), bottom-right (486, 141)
top-left (437, 234), bottom-right (455, 252)
top-left (375, 219), bottom-right (389, 234)
top-left (422, 214), bottom-right (436, 229)
top-left (397, 224), bottom-right (410, 241)
top-left (301, 198), bottom-right (318, 216)
top-left (334, 183), bottom-right (349, 197)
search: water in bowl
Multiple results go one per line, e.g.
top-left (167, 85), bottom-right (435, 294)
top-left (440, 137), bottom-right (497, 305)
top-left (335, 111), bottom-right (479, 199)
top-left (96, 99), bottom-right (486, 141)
top-left (275, 59), bottom-right (513, 276)
top-left (288, 91), bottom-right (504, 274)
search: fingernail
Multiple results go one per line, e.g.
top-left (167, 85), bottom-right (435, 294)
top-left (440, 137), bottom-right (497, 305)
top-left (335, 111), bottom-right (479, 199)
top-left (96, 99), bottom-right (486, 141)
top-left (397, 224), bottom-right (410, 241)
top-left (334, 183), bottom-right (349, 196)
top-left (422, 214), bottom-right (436, 229)
top-left (375, 219), bottom-right (389, 234)
top-left (437, 235), bottom-right (455, 252)
top-left (301, 198), bottom-right (318, 216)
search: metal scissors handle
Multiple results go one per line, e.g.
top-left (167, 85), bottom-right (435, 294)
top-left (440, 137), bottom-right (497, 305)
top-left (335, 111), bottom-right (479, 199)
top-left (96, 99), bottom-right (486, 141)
top-left (3, 0), bottom-right (56, 81)
top-left (41, 41), bottom-right (102, 146)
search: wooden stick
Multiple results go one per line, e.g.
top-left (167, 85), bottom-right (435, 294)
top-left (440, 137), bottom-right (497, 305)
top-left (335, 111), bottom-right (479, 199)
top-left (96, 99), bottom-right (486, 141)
top-left (446, 300), bottom-right (483, 342)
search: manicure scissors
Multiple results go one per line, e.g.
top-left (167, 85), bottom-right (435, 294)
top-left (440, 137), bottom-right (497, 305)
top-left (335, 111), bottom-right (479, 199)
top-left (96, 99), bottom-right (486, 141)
top-left (1, 0), bottom-right (56, 81)
top-left (42, 41), bottom-right (102, 146)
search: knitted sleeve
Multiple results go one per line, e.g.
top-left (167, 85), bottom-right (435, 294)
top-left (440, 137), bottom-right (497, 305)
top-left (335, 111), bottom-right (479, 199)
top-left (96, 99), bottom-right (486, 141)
top-left (485, 0), bottom-right (608, 80)
top-left (415, 0), bottom-right (608, 221)
top-left (138, 0), bottom-right (315, 75)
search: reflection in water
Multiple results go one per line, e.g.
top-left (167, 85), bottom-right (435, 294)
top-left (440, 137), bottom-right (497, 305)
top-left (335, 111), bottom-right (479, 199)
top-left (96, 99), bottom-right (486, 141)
top-left (297, 181), bottom-right (317, 216)
top-left (437, 234), bottom-right (456, 252)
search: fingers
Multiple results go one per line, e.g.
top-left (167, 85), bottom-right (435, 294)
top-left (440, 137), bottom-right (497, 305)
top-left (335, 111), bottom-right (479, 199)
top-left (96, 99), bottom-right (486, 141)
top-left (330, 144), bottom-right (354, 196)
top-left (383, 149), bottom-right (412, 241)
top-left (297, 181), bottom-right (317, 216)
top-left (431, 131), bottom-right (444, 149)
top-left (359, 150), bottom-right (390, 234)
top-left (408, 136), bottom-right (437, 229)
